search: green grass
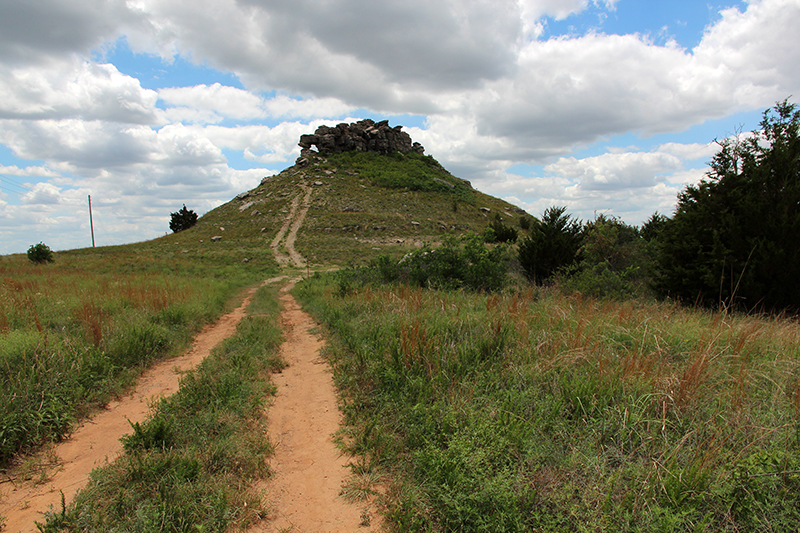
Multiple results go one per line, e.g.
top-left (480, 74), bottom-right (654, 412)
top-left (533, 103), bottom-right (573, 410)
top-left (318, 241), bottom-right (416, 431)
top-left (38, 284), bottom-right (284, 532)
top-left (295, 274), bottom-right (800, 532)
top-left (0, 243), bottom-right (278, 467)
top-left (192, 150), bottom-right (528, 267)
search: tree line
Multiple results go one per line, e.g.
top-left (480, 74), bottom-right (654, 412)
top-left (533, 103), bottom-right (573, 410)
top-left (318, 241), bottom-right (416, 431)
top-left (517, 99), bottom-right (800, 313)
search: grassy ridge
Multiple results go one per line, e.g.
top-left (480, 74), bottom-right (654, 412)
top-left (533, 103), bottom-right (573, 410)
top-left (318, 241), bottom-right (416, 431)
top-left (0, 245), bottom-right (277, 467)
top-left (295, 275), bottom-right (800, 531)
top-left (39, 284), bottom-right (284, 532)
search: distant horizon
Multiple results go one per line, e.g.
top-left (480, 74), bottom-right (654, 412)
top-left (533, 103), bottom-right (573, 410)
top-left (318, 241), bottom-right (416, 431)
top-left (2, 0), bottom-right (797, 255)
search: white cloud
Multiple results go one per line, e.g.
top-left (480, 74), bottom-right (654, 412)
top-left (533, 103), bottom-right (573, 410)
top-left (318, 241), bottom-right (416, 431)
top-left (157, 84), bottom-right (356, 124)
top-left (159, 83), bottom-right (265, 121)
top-left (0, 164), bottom-right (60, 177)
top-left (546, 151), bottom-right (680, 190)
top-left (22, 182), bottom-right (62, 205)
top-left (262, 95), bottom-right (354, 119)
top-left (0, 59), bottom-right (159, 123)
top-left (2, 0), bottom-right (800, 254)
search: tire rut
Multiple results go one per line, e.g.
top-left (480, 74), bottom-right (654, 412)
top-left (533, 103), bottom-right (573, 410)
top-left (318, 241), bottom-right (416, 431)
top-left (249, 282), bottom-right (375, 532)
top-left (270, 184), bottom-right (313, 268)
top-left (0, 287), bottom-right (260, 533)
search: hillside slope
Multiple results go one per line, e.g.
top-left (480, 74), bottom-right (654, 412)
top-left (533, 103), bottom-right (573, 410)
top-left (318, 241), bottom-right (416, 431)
top-left (184, 150), bottom-right (529, 267)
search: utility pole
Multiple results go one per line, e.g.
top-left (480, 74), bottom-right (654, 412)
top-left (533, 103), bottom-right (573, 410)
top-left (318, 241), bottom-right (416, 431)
top-left (88, 195), bottom-right (95, 248)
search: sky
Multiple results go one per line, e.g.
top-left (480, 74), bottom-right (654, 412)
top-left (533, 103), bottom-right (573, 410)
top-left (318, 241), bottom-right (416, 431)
top-left (1, 0), bottom-right (798, 255)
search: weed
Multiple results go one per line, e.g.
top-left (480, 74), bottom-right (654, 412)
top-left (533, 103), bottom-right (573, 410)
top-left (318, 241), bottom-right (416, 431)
top-left (0, 242), bottom-right (276, 467)
top-left (295, 274), bottom-right (800, 532)
top-left (37, 285), bottom-right (283, 532)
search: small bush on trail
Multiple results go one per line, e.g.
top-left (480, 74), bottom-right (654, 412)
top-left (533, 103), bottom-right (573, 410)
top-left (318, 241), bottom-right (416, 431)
top-left (27, 242), bottom-right (54, 263)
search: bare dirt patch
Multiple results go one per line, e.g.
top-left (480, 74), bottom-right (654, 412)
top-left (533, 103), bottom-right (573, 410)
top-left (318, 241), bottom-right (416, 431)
top-left (250, 282), bottom-right (378, 533)
top-left (0, 287), bottom-right (259, 533)
top-left (270, 185), bottom-right (313, 268)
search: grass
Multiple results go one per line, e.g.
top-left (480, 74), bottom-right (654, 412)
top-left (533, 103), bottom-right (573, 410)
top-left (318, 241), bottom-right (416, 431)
top-left (295, 274), bottom-right (800, 532)
top-left (0, 242), bottom-right (278, 467)
top-left (196, 150), bottom-right (528, 267)
top-left (37, 283), bottom-right (284, 532)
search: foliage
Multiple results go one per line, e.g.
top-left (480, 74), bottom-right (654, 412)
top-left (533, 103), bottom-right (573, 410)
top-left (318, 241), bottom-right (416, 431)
top-left (38, 285), bottom-right (284, 532)
top-left (295, 275), bottom-right (800, 532)
top-left (518, 206), bottom-right (583, 284)
top-left (559, 214), bottom-right (651, 299)
top-left (355, 234), bottom-right (512, 292)
top-left (0, 243), bottom-right (273, 467)
top-left (484, 215), bottom-right (518, 243)
top-left (27, 242), bottom-right (54, 264)
top-left (654, 99), bottom-right (800, 312)
top-left (640, 212), bottom-right (669, 242)
top-left (169, 204), bottom-right (198, 233)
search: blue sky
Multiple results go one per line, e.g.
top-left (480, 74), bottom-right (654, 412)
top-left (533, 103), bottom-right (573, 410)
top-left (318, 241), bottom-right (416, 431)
top-left (1, 0), bottom-right (797, 254)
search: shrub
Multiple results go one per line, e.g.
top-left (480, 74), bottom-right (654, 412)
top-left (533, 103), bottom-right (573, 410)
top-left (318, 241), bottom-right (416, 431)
top-left (485, 216), bottom-right (518, 243)
top-left (653, 100), bottom-right (800, 312)
top-left (27, 242), bottom-right (54, 264)
top-left (169, 205), bottom-right (198, 233)
top-left (518, 206), bottom-right (582, 284)
top-left (399, 235), bottom-right (510, 291)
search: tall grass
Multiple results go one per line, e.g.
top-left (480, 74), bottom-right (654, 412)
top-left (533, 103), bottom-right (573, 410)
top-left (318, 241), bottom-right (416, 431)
top-left (0, 246), bottom-right (275, 467)
top-left (295, 275), bottom-right (800, 531)
top-left (38, 284), bottom-right (284, 532)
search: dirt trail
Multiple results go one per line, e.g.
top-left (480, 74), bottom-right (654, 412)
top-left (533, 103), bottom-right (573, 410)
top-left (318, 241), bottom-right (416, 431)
top-left (0, 275), bottom-right (370, 533)
top-left (0, 286), bottom-right (262, 533)
top-left (251, 282), bottom-right (374, 533)
top-left (270, 185), bottom-right (313, 268)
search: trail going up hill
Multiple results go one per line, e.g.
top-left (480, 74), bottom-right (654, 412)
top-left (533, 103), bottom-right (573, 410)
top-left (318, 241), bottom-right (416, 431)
top-left (173, 120), bottom-right (529, 267)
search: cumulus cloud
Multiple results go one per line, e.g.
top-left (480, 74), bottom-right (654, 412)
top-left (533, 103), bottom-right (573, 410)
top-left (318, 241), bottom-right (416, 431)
top-left (0, 164), bottom-right (60, 177)
top-left (0, 0), bottom-right (136, 64)
top-left (545, 148), bottom-right (698, 191)
top-left (157, 84), bottom-right (356, 124)
top-left (0, 59), bottom-right (159, 123)
top-left (22, 182), bottom-right (62, 205)
top-left (2, 0), bottom-right (800, 254)
top-left (159, 84), bottom-right (265, 122)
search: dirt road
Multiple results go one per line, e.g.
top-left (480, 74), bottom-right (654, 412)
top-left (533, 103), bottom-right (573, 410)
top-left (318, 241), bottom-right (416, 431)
top-left (250, 282), bottom-right (374, 532)
top-left (271, 185), bottom-right (313, 268)
top-left (1, 276), bottom-right (375, 532)
top-left (0, 286), bottom-right (260, 532)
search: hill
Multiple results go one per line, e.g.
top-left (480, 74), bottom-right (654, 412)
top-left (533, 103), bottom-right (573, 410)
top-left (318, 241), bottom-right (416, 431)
top-left (166, 120), bottom-right (528, 267)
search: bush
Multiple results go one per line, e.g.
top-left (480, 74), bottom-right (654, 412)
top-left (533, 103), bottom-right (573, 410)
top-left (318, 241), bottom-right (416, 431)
top-left (27, 242), bottom-right (54, 263)
top-left (169, 205), bottom-right (198, 233)
top-left (485, 216), bottom-right (518, 243)
top-left (558, 214), bottom-right (651, 299)
top-left (400, 235), bottom-right (510, 291)
top-left (653, 100), bottom-right (800, 312)
top-left (518, 206), bottom-right (582, 284)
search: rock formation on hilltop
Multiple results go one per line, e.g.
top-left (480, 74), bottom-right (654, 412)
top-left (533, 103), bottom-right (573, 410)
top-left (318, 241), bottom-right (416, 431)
top-left (298, 119), bottom-right (425, 156)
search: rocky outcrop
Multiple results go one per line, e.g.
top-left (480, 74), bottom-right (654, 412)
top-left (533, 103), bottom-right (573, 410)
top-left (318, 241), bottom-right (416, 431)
top-left (298, 119), bottom-right (425, 156)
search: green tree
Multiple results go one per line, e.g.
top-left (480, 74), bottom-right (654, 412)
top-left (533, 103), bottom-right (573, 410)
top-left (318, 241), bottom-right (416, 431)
top-left (640, 212), bottom-right (669, 242)
top-left (27, 242), bottom-right (54, 263)
top-left (559, 214), bottom-right (650, 299)
top-left (654, 100), bottom-right (800, 312)
top-left (518, 206), bottom-right (583, 284)
top-left (169, 204), bottom-right (198, 233)
top-left (484, 215), bottom-right (518, 243)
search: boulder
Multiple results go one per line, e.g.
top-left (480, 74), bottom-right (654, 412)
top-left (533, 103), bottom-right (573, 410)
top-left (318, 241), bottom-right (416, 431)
top-left (298, 119), bottom-right (425, 156)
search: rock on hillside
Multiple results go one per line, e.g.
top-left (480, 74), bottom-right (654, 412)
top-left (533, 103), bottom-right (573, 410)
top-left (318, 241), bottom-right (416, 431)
top-left (182, 120), bottom-right (529, 266)
top-left (299, 119), bottom-right (424, 156)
